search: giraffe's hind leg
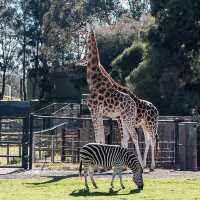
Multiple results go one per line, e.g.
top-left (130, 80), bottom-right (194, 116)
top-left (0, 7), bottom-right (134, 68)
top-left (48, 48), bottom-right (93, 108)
top-left (143, 133), bottom-right (151, 168)
top-left (150, 138), bottom-right (156, 170)
top-left (122, 120), bottom-right (143, 168)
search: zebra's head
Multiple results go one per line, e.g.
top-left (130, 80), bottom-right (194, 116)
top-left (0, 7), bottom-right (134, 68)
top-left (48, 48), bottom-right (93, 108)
top-left (132, 165), bottom-right (143, 190)
top-left (126, 152), bottom-right (144, 190)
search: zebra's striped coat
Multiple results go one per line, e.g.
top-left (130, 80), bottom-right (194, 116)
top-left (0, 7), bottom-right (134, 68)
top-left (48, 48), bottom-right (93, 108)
top-left (79, 143), bottom-right (144, 191)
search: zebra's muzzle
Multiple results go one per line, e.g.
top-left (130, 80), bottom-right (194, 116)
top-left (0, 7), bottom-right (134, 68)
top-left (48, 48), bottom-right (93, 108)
top-left (138, 185), bottom-right (144, 190)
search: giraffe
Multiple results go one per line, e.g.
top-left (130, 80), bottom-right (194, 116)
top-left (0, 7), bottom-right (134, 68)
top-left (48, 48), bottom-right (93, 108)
top-left (86, 25), bottom-right (144, 166)
top-left (85, 24), bottom-right (159, 170)
top-left (99, 64), bottom-right (159, 170)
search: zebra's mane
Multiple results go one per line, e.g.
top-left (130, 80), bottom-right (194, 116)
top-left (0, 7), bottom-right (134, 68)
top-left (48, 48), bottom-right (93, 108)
top-left (87, 143), bottom-right (123, 148)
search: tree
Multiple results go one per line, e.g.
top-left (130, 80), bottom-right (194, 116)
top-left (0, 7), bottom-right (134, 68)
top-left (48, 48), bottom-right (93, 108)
top-left (0, 0), bottom-right (18, 99)
top-left (128, 0), bottom-right (200, 115)
top-left (111, 40), bottom-right (146, 84)
top-left (42, 0), bottom-right (85, 71)
top-left (16, 0), bottom-right (50, 99)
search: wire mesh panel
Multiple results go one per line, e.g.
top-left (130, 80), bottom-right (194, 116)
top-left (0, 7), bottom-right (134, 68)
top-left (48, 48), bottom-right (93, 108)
top-left (0, 118), bottom-right (24, 167)
top-left (30, 114), bottom-right (178, 169)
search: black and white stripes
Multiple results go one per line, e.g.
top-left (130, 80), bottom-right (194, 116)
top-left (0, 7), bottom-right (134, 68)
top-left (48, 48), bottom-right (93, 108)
top-left (79, 143), bottom-right (144, 190)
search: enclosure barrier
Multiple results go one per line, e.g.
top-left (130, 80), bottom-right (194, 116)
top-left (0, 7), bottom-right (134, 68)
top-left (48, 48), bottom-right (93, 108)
top-left (28, 113), bottom-right (200, 170)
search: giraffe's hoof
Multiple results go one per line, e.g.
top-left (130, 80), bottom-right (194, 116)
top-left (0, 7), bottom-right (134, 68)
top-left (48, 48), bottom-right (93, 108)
top-left (94, 185), bottom-right (98, 189)
top-left (143, 168), bottom-right (150, 174)
top-left (121, 185), bottom-right (125, 190)
top-left (109, 187), bottom-right (114, 193)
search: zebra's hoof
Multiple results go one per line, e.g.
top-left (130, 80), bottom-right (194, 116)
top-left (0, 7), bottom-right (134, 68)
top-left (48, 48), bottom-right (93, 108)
top-left (83, 187), bottom-right (89, 192)
top-left (121, 185), bottom-right (125, 190)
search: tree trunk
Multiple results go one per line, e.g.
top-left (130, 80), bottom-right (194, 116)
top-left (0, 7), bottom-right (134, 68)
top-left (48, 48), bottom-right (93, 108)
top-left (22, 32), bottom-right (27, 100)
top-left (22, 5), bottom-right (27, 101)
top-left (0, 69), bottom-right (6, 100)
top-left (32, 31), bottom-right (40, 99)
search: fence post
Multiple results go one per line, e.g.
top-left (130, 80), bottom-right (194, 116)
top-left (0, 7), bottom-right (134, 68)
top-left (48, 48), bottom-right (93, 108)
top-left (174, 118), bottom-right (183, 170)
top-left (61, 128), bottom-right (65, 162)
top-left (22, 116), bottom-right (29, 169)
top-left (186, 122), bottom-right (197, 170)
top-left (51, 133), bottom-right (55, 163)
top-left (29, 114), bottom-right (33, 169)
top-left (107, 119), bottom-right (113, 145)
top-left (7, 143), bottom-right (9, 164)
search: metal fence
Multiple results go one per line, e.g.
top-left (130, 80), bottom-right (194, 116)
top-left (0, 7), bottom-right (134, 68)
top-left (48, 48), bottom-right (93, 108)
top-left (30, 113), bottom-right (186, 169)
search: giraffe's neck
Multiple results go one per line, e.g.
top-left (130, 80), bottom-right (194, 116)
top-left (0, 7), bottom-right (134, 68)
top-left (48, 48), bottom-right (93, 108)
top-left (87, 31), bottom-right (104, 91)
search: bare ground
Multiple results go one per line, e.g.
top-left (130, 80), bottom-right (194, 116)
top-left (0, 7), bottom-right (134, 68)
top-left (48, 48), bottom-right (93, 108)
top-left (1, 168), bottom-right (200, 179)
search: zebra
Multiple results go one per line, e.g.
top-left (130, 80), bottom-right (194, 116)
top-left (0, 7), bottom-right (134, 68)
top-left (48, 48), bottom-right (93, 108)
top-left (79, 143), bottom-right (144, 191)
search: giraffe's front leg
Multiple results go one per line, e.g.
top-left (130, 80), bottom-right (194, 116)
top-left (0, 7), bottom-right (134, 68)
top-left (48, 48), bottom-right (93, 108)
top-left (120, 120), bottom-right (130, 148)
top-left (91, 115), bottom-right (105, 144)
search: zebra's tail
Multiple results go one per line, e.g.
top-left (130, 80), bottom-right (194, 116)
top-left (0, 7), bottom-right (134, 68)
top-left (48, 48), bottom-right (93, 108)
top-left (79, 160), bottom-right (82, 179)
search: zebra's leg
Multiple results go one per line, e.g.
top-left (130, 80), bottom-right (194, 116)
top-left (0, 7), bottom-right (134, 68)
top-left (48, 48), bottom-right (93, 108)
top-left (89, 166), bottom-right (98, 189)
top-left (91, 115), bottom-right (105, 144)
top-left (83, 167), bottom-right (89, 190)
top-left (143, 134), bottom-right (151, 168)
top-left (118, 168), bottom-right (125, 189)
top-left (110, 168), bottom-right (118, 191)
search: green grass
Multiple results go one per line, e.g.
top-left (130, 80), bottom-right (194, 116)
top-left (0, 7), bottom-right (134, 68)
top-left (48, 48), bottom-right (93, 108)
top-left (0, 178), bottom-right (200, 200)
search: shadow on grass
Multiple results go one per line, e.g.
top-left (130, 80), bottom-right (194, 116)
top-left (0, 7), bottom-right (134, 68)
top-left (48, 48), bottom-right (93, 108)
top-left (0, 168), bottom-right (26, 176)
top-left (24, 174), bottom-right (79, 186)
top-left (70, 188), bottom-right (141, 197)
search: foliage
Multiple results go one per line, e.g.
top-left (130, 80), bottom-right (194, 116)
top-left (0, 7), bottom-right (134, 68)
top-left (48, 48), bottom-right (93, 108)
top-left (0, 178), bottom-right (200, 200)
top-left (112, 40), bottom-right (146, 84)
top-left (128, 0), bottom-right (200, 115)
top-left (96, 18), bottom-right (137, 70)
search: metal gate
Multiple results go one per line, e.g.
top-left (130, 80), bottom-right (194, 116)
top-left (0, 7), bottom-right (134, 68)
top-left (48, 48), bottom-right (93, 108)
top-left (0, 101), bottom-right (31, 169)
top-left (0, 117), bottom-right (29, 169)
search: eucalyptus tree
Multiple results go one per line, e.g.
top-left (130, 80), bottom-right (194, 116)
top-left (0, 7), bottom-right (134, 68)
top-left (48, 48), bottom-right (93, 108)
top-left (0, 0), bottom-right (18, 99)
top-left (16, 0), bottom-right (50, 99)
